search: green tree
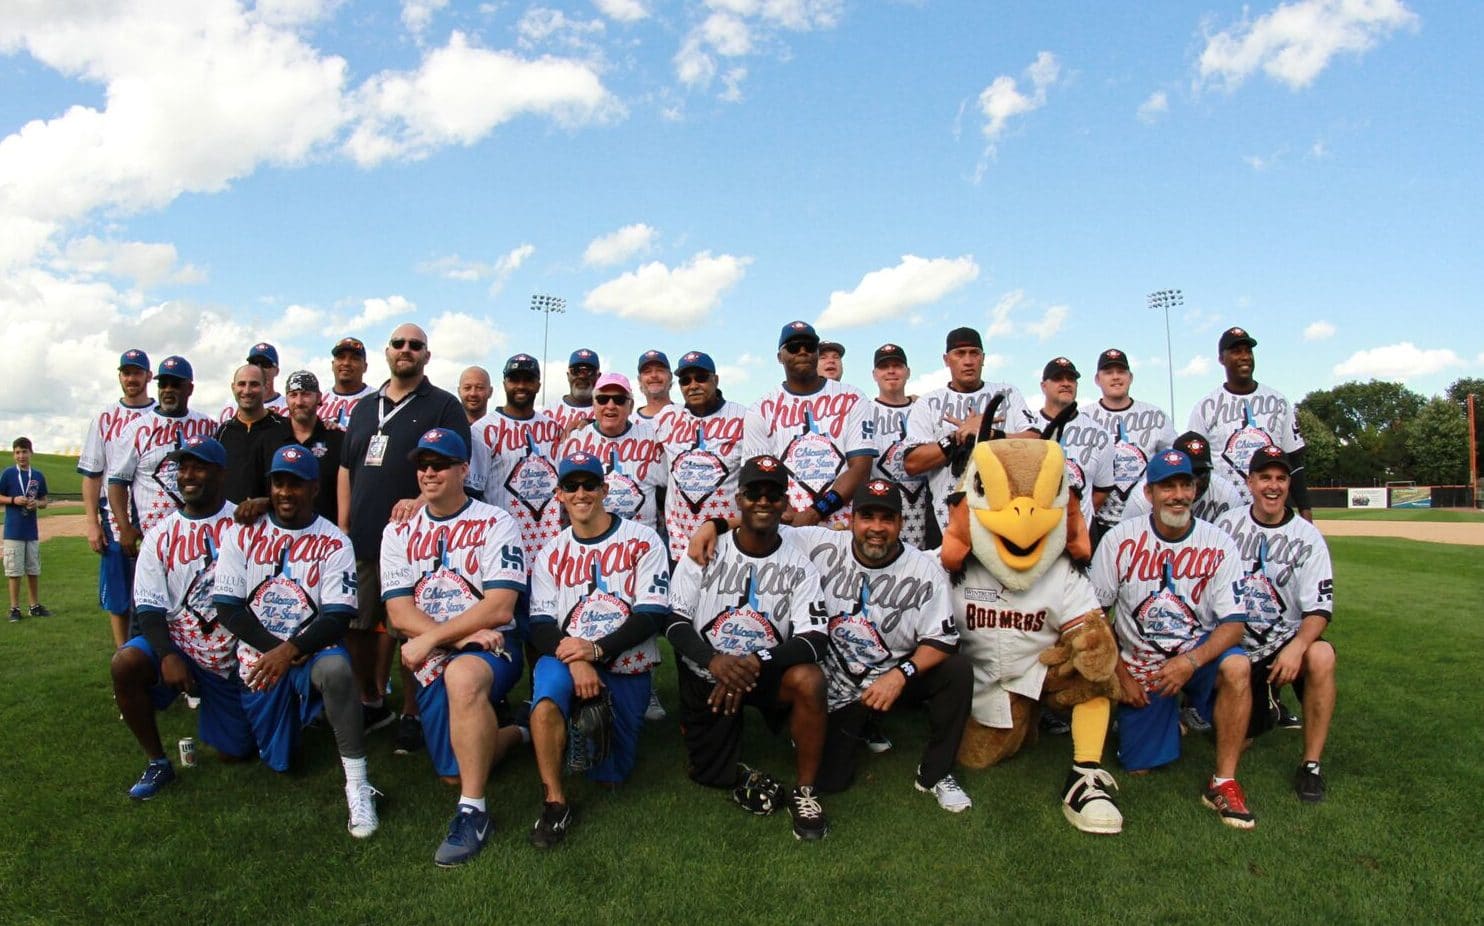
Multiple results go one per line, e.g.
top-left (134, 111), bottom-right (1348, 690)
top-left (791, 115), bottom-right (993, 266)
top-left (1407, 398), bottom-right (1469, 485)
top-left (1300, 380), bottom-right (1425, 484)
top-left (1297, 406), bottom-right (1339, 485)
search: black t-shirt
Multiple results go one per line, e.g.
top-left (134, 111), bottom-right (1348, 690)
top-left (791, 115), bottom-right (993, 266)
top-left (341, 377), bottom-right (470, 560)
top-left (295, 418), bottom-right (345, 523)
top-left (216, 412), bottom-right (295, 504)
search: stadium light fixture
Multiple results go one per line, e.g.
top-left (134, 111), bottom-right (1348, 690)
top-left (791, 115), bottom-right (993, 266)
top-left (530, 294), bottom-right (566, 407)
top-left (1147, 288), bottom-right (1183, 419)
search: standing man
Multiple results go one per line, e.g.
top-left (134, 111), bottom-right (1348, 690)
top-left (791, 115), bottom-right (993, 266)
top-left (474, 354), bottom-right (565, 572)
top-left (110, 437), bottom-right (254, 799)
top-left (1214, 447), bottom-right (1337, 803)
top-left (656, 351), bottom-right (747, 564)
top-left (381, 428), bottom-right (528, 866)
top-left (547, 348), bottom-right (600, 437)
top-left (742, 321), bottom-right (875, 528)
top-left (817, 341), bottom-right (845, 382)
top-left (905, 327), bottom-right (1032, 535)
top-left (319, 337), bottom-right (376, 429)
top-left (665, 455), bottom-right (834, 841)
top-left (1089, 450), bottom-right (1256, 829)
top-left (216, 364), bottom-right (294, 505)
top-left (217, 343), bottom-right (288, 423)
top-left (78, 349), bottom-right (156, 645)
top-left (557, 374), bottom-right (666, 532)
top-left (1188, 327), bottom-right (1311, 519)
top-left (214, 444), bottom-right (380, 838)
top-left (634, 349), bottom-right (678, 425)
top-left (456, 366), bottom-right (494, 500)
top-left (3, 437), bottom-right (50, 621)
top-left (108, 356), bottom-right (219, 557)
top-left (1034, 357), bottom-right (1113, 536)
top-left (284, 371), bottom-right (343, 522)
top-left (865, 344), bottom-right (930, 547)
top-left (524, 452), bottom-right (670, 848)
top-left (1080, 348), bottom-right (1176, 539)
top-left (339, 324), bottom-right (470, 751)
top-left (1120, 431), bottom-right (1244, 526)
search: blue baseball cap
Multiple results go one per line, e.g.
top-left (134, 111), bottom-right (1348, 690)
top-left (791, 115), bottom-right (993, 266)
top-left (557, 451), bottom-right (605, 482)
top-left (637, 349), bottom-right (670, 372)
top-left (247, 342), bottom-right (279, 366)
top-left (778, 320), bottom-right (819, 348)
top-left (167, 436), bottom-right (226, 468)
top-left (270, 444), bottom-right (319, 481)
top-left (406, 427), bottom-right (468, 463)
top-left (1146, 449), bottom-right (1194, 485)
top-left (675, 350), bottom-right (716, 374)
top-left (118, 349), bottom-right (150, 372)
top-left (156, 356), bottom-right (194, 382)
top-left (568, 348), bottom-right (600, 369)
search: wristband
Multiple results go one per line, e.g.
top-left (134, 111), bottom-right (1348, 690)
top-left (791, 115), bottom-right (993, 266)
top-left (756, 648), bottom-right (773, 663)
top-left (592, 641), bottom-right (605, 663)
top-left (706, 516), bottom-right (731, 535)
top-left (812, 489), bottom-right (844, 517)
top-left (896, 660), bottom-right (918, 679)
top-left (937, 436), bottom-right (957, 458)
top-left (1185, 653), bottom-right (1199, 671)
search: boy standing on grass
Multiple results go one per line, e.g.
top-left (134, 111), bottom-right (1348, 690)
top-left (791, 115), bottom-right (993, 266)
top-left (3, 437), bottom-right (50, 622)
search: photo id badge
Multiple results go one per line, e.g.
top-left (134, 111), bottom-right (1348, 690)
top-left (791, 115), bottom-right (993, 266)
top-left (365, 434), bottom-right (389, 467)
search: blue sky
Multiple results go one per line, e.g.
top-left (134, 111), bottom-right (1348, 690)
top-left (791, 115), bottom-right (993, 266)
top-left (1, 0), bottom-right (1478, 452)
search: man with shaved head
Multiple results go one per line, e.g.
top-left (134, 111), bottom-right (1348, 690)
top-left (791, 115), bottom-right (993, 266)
top-left (457, 366), bottom-right (494, 500)
top-left (339, 323), bottom-right (472, 750)
top-left (215, 363), bottom-right (294, 506)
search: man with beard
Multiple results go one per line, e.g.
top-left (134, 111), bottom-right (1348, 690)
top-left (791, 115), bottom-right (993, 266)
top-left (110, 437), bottom-right (254, 799)
top-left (319, 337), bottom-right (376, 429)
top-left (78, 349), bottom-right (156, 646)
top-left (634, 349), bottom-right (678, 426)
top-left (557, 374), bottom-right (666, 532)
top-left (547, 348), bottom-right (600, 437)
top-left (216, 363), bottom-right (295, 505)
top-left (473, 354), bottom-right (565, 572)
top-left (656, 351), bottom-right (747, 565)
top-left (864, 344), bottom-right (930, 548)
top-left (1079, 348), bottom-right (1175, 537)
top-left (1120, 432), bottom-right (1244, 526)
top-left (1089, 450), bottom-right (1255, 829)
top-left (283, 371), bottom-right (343, 521)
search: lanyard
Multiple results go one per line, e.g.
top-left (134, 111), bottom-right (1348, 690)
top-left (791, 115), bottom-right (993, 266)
top-left (377, 388), bottom-right (418, 434)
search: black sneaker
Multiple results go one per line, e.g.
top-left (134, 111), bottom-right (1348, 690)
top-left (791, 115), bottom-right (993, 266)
top-left (363, 703), bottom-right (396, 734)
top-left (28, 604), bottom-right (51, 617)
top-left (529, 801), bottom-right (572, 849)
top-left (1294, 761), bottom-right (1325, 803)
top-left (1276, 704), bottom-right (1303, 730)
top-left (393, 714), bottom-right (424, 754)
top-left (1040, 711), bottom-right (1071, 736)
top-left (731, 764), bottom-right (784, 816)
top-left (788, 785), bottom-right (829, 841)
top-left (7, 607), bottom-right (19, 623)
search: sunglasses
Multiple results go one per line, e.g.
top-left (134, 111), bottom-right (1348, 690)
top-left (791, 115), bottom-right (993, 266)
top-left (389, 338), bottom-right (427, 351)
top-left (782, 340), bottom-right (818, 355)
top-left (740, 485), bottom-right (787, 503)
top-left (678, 371), bottom-right (711, 386)
top-left (559, 478), bottom-right (604, 493)
top-left (593, 394), bottom-right (628, 406)
top-left (415, 458), bottom-right (459, 472)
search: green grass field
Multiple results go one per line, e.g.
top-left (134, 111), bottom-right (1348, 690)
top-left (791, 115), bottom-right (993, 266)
top-left (0, 451), bottom-right (84, 497)
top-left (1311, 507), bottom-right (1484, 522)
top-left (2, 536), bottom-right (1481, 925)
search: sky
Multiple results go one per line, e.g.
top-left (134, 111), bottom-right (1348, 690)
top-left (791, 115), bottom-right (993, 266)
top-left (2, 0), bottom-right (1479, 453)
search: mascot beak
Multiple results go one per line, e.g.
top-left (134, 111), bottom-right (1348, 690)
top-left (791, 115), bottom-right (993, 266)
top-left (969, 441), bottom-right (1065, 572)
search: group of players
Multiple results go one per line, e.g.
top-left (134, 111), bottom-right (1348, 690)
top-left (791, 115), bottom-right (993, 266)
top-left (82, 317), bottom-right (1336, 862)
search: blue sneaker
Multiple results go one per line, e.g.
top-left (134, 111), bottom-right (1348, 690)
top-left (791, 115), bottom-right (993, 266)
top-left (128, 759), bottom-right (176, 801)
top-left (434, 806), bottom-right (491, 867)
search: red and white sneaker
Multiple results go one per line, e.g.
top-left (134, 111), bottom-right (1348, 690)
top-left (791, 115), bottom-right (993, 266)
top-left (1201, 778), bottom-right (1256, 829)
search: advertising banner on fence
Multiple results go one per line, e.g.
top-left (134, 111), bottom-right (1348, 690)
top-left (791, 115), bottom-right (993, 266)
top-left (1348, 488), bottom-right (1387, 509)
top-left (1391, 486), bottom-right (1432, 509)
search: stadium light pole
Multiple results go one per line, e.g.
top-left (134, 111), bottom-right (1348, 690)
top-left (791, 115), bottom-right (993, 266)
top-left (530, 293), bottom-right (566, 407)
top-left (1147, 289), bottom-right (1183, 419)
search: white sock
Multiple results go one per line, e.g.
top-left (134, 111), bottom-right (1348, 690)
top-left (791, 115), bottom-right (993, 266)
top-left (1210, 776), bottom-right (1233, 787)
top-left (342, 756), bottom-right (368, 786)
top-left (459, 796), bottom-right (487, 813)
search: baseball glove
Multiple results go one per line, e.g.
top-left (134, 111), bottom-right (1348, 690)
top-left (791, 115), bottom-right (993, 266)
top-left (565, 690), bottom-right (615, 773)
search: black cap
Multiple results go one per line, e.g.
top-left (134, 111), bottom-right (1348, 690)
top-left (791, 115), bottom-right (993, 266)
top-left (1042, 357), bottom-right (1080, 380)
top-left (852, 478), bottom-right (903, 515)
top-left (1219, 327), bottom-right (1258, 352)
top-left (818, 341), bottom-right (845, 356)
top-left (738, 455), bottom-right (790, 490)
top-left (1096, 348), bottom-right (1129, 371)
top-left (1173, 431), bottom-right (1213, 471)
top-left (873, 344), bottom-right (908, 367)
top-left (945, 327), bottom-right (983, 352)
top-left (503, 354), bottom-right (540, 377)
top-left (1248, 445), bottom-right (1292, 474)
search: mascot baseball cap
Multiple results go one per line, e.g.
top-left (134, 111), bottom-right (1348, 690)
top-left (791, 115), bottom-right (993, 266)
top-left (1248, 445), bottom-right (1292, 474)
top-left (1096, 348), bottom-right (1128, 371)
top-left (247, 342), bottom-right (279, 366)
top-left (118, 349), bottom-right (150, 372)
top-left (270, 444), bottom-right (318, 481)
top-left (1173, 432), bottom-right (1213, 472)
top-left (156, 356), bottom-right (194, 382)
top-left (332, 337), bottom-right (366, 358)
top-left (852, 478), bottom-right (903, 515)
top-left (1218, 327), bottom-right (1257, 352)
top-left (638, 350), bottom-right (670, 372)
top-left (739, 455), bottom-right (790, 490)
top-left (945, 327), bottom-right (983, 351)
top-left (568, 348), bottom-right (600, 369)
top-left (503, 354), bottom-right (540, 377)
top-left (407, 427), bottom-right (468, 463)
top-left (778, 321), bottom-right (819, 348)
top-left (873, 344), bottom-right (907, 367)
top-left (285, 371), bottom-right (319, 394)
top-left (1146, 449), bottom-right (1194, 485)
top-left (676, 351), bottom-right (716, 374)
top-left (558, 451), bottom-right (605, 482)
top-left (1042, 357), bottom-right (1080, 380)
top-left (167, 436), bottom-right (226, 468)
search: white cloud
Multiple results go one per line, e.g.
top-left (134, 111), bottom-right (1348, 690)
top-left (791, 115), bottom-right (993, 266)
top-left (341, 295), bottom-right (416, 333)
top-left (1309, 140), bottom-right (1329, 159)
top-left (489, 244), bottom-right (536, 296)
top-left (54, 237), bottom-right (206, 288)
top-left (583, 224), bottom-right (659, 267)
top-left (1198, 0), bottom-right (1419, 92)
top-left (715, 351), bottom-right (765, 388)
top-left (516, 7), bottom-right (606, 50)
top-left (583, 251), bottom-right (751, 328)
top-left (1303, 320), bottom-right (1336, 341)
top-left (278, 304), bottom-right (326, 339)
top-left (1332, 342), bottom-right (1463, 380)
top-left (345, 31), bottom-right (620, 166)
top-left (401, 0), bottom-right (448, 37)
top-left (983, 289), bottom-right (1068, 342)
top-left (1024, 304), bottom-right (1068, 341)
top-left (1136, 90), bottom-right (1168, 124)
top-left (1176, 355), bottom-right (1212, 377)
top-left (816, 255), bottom-right (980, 329)
top-left (674, 0), bottom-right (843, 97)
top-left (987, 290), bottom-right (1024, 339)
top-left (419, 254), bottom-right (498, 282)
top-left (423, 311), bottom-right (510, 384)
top-left (978, 51), bottom-right (1060, 145)
top-left (595, 0), bottom-right (650, 23)
top-left (1244, 153), bottom-right (1274, 171)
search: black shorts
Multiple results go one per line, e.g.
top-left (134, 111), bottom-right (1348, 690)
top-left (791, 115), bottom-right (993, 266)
top-left (676, 659), bottom-right (797, 789)
top-left (1247, 638), bottom-right (1333, 737)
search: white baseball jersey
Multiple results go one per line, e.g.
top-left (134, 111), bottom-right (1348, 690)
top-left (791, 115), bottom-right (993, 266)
top-left (77, 398), bottom-right (156, 542)
top-left (380, 498), bottom-right (528, 685)
top-left (952, 557), bottom-right (1101, 727)
top-left (669, 532), bottom-right (831, 681)
top-left (318, 384), bottom-right (376, 429)
top-left (545, 397), bottom-right (595, 436)
top-left (905, 381), bottom-right (1032, 532)
top-left (784, 525), bottom-right (955, 711)
top-left (1081, 399), bottom-right (1175, 524)
top-left (656, 400), bottom-right (748, 562)
top-left (1120, 473), bottom-right (1245, 525)
top-left (107, 408), bottom-right (220, 535)
top-left (529, 518), bottom-right (669, 675)
top-left (472, 409), bottom-right (565, 569)
top-left (633, 404), bottom-right (683, 433)
top-left (1036, 410), bottom-right (1115, 533)
top-left (1213, 507), bottom-right (1334, 662)
top-left (864, 399), bottom-right (930, 548)
top-left (217, 394), bottom-right (288, 425)
top-left (1187, 384), bottom-right (1305, 503)
top-left (558, 420), bottom-right (667, 531)
top-left (213, 515), bottom-right (358, 687)
top-left (742, 380), bottom-right (876, 527)
top-left (133, 501), bottom-right (239, 679)
top-left (1090, 517), bottom-right (1245, 690)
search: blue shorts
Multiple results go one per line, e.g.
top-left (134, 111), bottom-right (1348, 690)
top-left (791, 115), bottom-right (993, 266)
top-left (121, 636), bottom-right (255, 758)
top-left (240, 647), bottom-right (349, 773)
top-left (99, 541), bottom-right (136, 617)
top-left (416, 646), bottom-right (524, 778)
top-left (531, 655), bottom-right (651, 785)
top-left (1117, 643), bottom-right (1247, 773)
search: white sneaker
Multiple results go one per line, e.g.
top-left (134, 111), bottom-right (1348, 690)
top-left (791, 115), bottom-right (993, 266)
top-left (1061, 764), bottom-right (1122, 834)
top-left (184, 694), bottom-right (201, 710)
top-left (915, 769), bottom-right (973, 813)
top-left (644, 690), bottom-right (667, 722)
top-left (346, 781), bottom-right (382, 839)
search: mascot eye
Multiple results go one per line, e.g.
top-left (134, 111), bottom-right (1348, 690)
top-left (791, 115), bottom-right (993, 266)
top-left (973, 472), bottom-right (984, 496)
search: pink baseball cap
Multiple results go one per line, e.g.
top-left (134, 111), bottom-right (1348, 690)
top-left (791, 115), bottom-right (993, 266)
top-left (594, 372), bottom-right (632, 395)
